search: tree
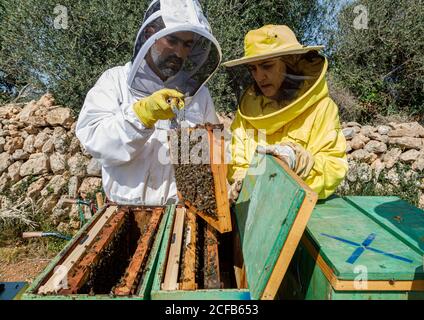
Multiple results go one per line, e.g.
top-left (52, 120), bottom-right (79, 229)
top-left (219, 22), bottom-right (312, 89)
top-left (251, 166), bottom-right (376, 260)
top-left (0, 0), bottom-right (323, 112)
top-left (331, 0), bottom-right (424, 122)
top-left (0, 1), bottom-right (15, 103)
top-left (202, 0), bottom-right (325, 111)
top-left (0, 0), bottom-right (149, 109)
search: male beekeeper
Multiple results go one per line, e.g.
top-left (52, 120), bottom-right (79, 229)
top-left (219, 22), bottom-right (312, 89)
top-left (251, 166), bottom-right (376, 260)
top-left (76, 0), bottom-right (222, 205)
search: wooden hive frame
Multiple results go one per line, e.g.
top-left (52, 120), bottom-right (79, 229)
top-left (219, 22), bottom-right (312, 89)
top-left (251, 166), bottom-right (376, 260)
top-left (114, 207), bottom-right (164, 296)
top-left (179, 209), bottom-right (197, 290)
top-left (25, 204), bottom-right (170, 299)
top-left (174, 124), bottom-right (232, 234)
top-left (160, 206), bottom-right (223, 293)
top-left (161, 207), bottom-right (186, 291)
top-left (203, 224), bottom-right (221, 289)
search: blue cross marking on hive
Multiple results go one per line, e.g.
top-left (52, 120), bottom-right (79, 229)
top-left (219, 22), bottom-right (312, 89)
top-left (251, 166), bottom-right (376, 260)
top-left (320, 233), bottom-right (414, 264)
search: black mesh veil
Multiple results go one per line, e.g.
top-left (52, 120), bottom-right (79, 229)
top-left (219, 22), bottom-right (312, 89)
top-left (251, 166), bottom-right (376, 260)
top-left (226, 51), bottom-right (325, 109)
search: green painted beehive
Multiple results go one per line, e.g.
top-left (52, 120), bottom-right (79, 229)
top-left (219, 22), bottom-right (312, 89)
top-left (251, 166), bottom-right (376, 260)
top-left (151, 154), bottom-right (318, 300)
top-left (21, 205), bottom-right (171, 300)
top-left (281, 196), bottom-right (424, 300)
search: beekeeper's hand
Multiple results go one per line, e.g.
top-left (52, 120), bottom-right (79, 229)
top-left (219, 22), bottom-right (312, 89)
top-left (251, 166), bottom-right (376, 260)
top-left (257, 142), bottom-right (314, 179)
top-left (257, 144), bottom-right (296, 169)
top-left (228, 179), bottom-right (243, 205)
top-left (132, 88), bottom-right (185, 128)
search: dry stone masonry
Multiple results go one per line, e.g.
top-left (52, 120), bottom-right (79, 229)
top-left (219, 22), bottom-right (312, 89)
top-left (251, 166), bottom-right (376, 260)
top-left (0, 95), bottom-right (423, 236)
top-left (0, 94), bottom-right (103, 234)
top-left (339, 121), bottom-right (424, 208)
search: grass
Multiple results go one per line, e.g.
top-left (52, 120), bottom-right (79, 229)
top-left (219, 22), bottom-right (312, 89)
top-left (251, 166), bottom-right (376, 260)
top-left (0, 173), bottom-right (71, 264)
top-left (0, 209), bottom-right (69, 261)
top-left (0, 237), bottom-right (67, 264)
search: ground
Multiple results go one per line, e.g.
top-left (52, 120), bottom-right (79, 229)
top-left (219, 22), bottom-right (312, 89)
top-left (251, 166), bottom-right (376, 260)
top-left (0, 240), bottom-right (65, 283)
top-left (0, 257), bottom-right (50, 282)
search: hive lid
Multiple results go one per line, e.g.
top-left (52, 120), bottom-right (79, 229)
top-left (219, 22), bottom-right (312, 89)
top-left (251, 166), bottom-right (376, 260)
top-left (306, 196), bottom-right (424, 283)
top-left (234, 154), bottom-right (317, 300)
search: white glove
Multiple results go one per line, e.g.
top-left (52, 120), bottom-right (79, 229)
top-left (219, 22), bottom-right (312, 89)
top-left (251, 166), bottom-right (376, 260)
top-left (257, 144), bottom-right (296, 169)
top-left (227, 179), bottom-right (243, 205)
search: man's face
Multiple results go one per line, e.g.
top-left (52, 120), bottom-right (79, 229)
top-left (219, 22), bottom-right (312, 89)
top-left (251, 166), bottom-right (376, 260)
top-left (149, 31), bottom-right (194, 80)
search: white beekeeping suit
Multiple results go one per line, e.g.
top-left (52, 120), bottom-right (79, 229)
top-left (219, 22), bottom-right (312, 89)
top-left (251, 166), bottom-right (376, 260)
top-left (76, 0), bottom-right (222, 206)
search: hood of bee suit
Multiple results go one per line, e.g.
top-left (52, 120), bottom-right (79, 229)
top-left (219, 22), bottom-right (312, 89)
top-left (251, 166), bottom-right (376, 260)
top-left (128, 0), bottom-right (222, 99)
top-left (238, 52), bottom-right (329, 135)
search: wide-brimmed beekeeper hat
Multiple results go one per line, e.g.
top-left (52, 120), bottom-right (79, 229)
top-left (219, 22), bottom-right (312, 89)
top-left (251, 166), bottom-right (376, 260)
top-left (223, 25), bottom-right (323, 67)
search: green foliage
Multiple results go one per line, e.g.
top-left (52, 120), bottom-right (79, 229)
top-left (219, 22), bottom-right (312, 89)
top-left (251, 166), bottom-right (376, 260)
top-left (202, 0), bottom-right (325, 111)
top-left (0, 0), bottom-right (150, 108)
top-left (0, 1), bottom-right (14, 103)
top-left (0, 0), bottom-right (323, 112)
top-left (46, 186), bottom-right (54, 195)
top-left (3, 0), bottom-right (421, 119)
top-left (327, 72), bottom-right (365, 123)
top-left (331, 0), bottom-right (424, 122)
top-left (83, 186), bottom-right (105, 210)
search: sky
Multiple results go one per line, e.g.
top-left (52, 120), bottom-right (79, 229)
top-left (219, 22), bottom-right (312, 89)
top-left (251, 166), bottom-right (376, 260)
top-left (305, 0), bottom-right (353, 49)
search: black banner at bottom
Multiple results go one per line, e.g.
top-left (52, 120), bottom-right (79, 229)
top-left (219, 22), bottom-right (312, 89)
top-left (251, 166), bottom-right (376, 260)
top-left (0, 299), bottom-right (415, 319)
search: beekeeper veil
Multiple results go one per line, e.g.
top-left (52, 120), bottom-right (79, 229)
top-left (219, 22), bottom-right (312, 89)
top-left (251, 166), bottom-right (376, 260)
top-left (128, 0), bottom-right (222, 98)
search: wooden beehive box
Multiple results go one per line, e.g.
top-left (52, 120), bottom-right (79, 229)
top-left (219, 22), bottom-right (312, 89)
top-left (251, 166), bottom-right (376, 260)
top-left (280, 196), bottom-right (424, 300)
top-left (151, 154), bottom-right (318, 300)
top-left (171, 124), bottom-right (231, 233)
top-left (21, 204), bottom-right (171, 300)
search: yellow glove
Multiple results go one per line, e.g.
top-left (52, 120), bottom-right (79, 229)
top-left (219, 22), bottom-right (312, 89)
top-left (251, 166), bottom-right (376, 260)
top-left (132, 88), bottom-right (185, 128)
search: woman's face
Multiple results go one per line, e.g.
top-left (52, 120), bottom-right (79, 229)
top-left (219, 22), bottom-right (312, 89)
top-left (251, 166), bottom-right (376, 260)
top-left (247, 58), bottom-right (286, 100)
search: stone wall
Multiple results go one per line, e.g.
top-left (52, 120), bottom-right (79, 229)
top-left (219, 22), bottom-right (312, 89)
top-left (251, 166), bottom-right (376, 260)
top-left (338, 121), bottom-right (424, 208)
top-left (1, 96), bottom-right (423, 236)
top-left (0, 94), bottom-right (102, 234)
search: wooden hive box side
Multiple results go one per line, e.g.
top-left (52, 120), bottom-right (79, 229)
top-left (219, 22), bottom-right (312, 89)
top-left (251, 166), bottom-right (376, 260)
top-left (296, 196), bottom-right (424, 299)
top-left (152, 153), bottom-right (317, 300)
top-left (135, 206), bottom-right (172, 299)
top-left (22, 205), bottom-right (170, 300)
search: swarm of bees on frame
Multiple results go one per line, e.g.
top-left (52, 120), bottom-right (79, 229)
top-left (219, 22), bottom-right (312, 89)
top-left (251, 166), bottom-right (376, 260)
top-left (78, 214), bottom-right (133, 295)
top-left (171, 124), bottom-right (223, 220)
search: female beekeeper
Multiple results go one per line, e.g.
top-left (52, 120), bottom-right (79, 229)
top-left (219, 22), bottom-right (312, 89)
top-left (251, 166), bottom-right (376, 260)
top-left (225, 25), bottom-right (348, 201)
